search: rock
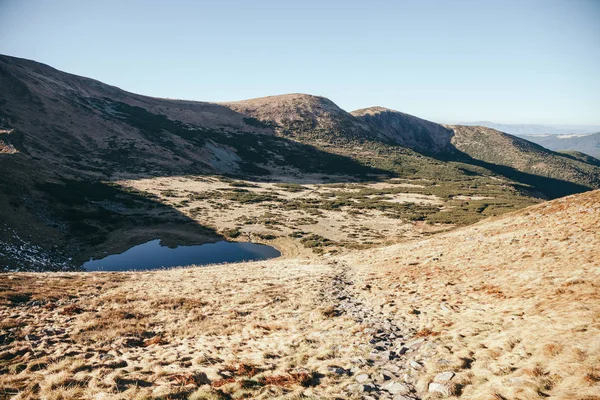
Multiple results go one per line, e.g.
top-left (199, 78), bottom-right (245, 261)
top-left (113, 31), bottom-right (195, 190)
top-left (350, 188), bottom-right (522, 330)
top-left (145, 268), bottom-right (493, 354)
top-left (374, 341), bottom-right (388, 350)
top-left (434, 371), bottom-right (455, 382)
top-left (393, 396), bottom-right (414, 400)
top-left (370, 350), bottom-right (391, 361)
top-left (355, 373), bottom-right (370, 383)
top-left (328, 366), bottom-right (349, 375)
top-left (429, 382), bottom-right (451, 396)
top-left (379, 370), bottom-right (395, 381)
top-left (409, 360), bottom-right (422, 370)
top-left (405, 338), bottom-right (425, 349)
top-left (386, 365), bottom-right (401, 373)
top-left (384, 381), bottom-right (409, 395)
top-left (440, 304), bottom-right (452, 312)
top-left (350, 383), bottom-right (372, 393)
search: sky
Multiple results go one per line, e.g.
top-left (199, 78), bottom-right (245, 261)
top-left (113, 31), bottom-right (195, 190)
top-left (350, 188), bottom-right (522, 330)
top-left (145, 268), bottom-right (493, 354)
top-left (0, 0), bottom-right (599, 125)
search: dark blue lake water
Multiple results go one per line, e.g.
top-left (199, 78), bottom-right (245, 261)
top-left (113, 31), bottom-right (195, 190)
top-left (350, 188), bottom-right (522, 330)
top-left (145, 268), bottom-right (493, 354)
top-left (83, 239), bottom-right (281, 271)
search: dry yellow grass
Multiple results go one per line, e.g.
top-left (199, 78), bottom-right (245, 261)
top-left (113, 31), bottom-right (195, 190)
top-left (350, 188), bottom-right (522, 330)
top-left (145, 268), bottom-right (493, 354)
top-left (344, 189), bottom-right (600, 399)
top-left (0, 190), bottom-right (598, 399)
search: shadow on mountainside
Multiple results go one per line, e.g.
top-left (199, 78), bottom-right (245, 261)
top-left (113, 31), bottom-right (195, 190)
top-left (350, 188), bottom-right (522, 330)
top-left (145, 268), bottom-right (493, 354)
top-left (0, 159), bottom-right (226, 271)
top-left (428, 149), bottom-right (592, 199)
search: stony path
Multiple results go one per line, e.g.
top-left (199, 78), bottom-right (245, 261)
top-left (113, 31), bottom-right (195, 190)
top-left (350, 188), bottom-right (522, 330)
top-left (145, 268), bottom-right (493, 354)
top-left (325, 260), bottom-right (427, 400)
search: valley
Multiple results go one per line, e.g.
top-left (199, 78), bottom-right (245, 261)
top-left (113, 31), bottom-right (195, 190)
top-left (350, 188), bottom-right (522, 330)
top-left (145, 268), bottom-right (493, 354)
top-left (0, 190), bottom-right (598, 399)
top-left (0, 55), bottom-right (599, 400)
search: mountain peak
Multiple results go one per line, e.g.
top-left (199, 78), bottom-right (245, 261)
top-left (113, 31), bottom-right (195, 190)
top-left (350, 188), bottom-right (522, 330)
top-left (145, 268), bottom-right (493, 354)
top-left (224, 93), bottom-right (345, 118)
top-left (351, 106), bottom-right (400, 116)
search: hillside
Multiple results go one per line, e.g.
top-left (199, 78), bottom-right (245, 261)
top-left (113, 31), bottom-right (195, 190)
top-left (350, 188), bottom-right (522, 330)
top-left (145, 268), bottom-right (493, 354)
top-left (448, 125), bottom-right (600, 195)
top-left (517, 132), bottom-right (600, 159)
top-left (351, 107), bottom-right (455, 155)
top-left (348, 107), bottom-right (600, 198)
top-left (1, 190), bottom-right (598, 399)
top-left (224, 94), bottom-right (386, 145)
top-left (0, 56), bottom-right (382, 271)
top-left (0, 55), bottom-right (379, 179)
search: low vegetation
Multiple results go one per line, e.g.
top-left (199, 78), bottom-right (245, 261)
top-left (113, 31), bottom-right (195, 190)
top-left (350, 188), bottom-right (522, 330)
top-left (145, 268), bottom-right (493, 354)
top-left (0, 190), bottom-right (598, 399)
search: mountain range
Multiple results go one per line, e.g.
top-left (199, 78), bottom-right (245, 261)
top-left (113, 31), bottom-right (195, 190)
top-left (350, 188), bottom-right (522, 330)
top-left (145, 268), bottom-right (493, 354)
top-left (459, 121), bottom-right (600, 136)
top-left (1, 53), bottom-right (600, 270)
top-left (515, 132), bottom-right (600, 160)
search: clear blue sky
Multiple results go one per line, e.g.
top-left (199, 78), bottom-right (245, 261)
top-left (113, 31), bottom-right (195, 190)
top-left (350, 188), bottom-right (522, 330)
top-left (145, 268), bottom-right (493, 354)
top-left (1, 0), bottom-right (599, 124)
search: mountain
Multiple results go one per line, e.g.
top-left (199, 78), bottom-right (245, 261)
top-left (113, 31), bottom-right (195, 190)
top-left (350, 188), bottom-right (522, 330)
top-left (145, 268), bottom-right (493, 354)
top-left (1, 54), bottom-right (600, 270)
top-left (459, 121), bottom-right (600, 136)
top-left (0, 55), bottom-right (383, 270)
top-left (350, 107), bottom-right (455, 154)
top-left (516, 132), bottom-right (600, 159)
top-left (347, 108), bottom-right (600, 195)
top-left (223, 99), bottom-right (600, 196)
top-left (2, 53), bottom-right (596, 194)
top-left (224, 94), bottom-right (387, 145)
top-left (448, 125), bottom-right (600, 191)
top-left (0, 55), bottom-right (378, 180)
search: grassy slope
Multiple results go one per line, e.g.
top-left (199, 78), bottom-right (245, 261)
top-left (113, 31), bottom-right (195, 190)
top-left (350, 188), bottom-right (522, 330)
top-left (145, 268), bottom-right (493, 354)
top-left (1, 190), bottom-right (598, 399)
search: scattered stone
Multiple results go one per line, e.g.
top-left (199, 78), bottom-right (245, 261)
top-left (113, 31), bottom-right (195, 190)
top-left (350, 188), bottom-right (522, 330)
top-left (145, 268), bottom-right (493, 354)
top-left (384, 381), bottom-right (410, 395)
top-left (434, 371), bottom-right (455, 382)
top-left (429, 382), bottom-right (451, 396)
top-left (409, 360), bottom-right (422, 370)
top-left (386, 365), bottom-right (401, 373)
top-left (379, 370), bottom-right (395, 381)
top-left (328, 366), bottom-right (349, 375)
top-left (404, 338), bottom-right (425, 349)
top-left (349, 383), bottom-right (372, 393)
top-left (355, 373), bottom-right (370, 383)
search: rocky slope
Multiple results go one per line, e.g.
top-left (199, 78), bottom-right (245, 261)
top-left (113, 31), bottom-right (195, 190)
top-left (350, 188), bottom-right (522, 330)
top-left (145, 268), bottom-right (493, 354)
top-left (348, 107), bottom-right (600, 194)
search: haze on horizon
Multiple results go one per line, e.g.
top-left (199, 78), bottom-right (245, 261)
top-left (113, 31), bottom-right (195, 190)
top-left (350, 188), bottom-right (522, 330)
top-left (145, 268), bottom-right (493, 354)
top-left (0, 0), bottom-right (599, 126)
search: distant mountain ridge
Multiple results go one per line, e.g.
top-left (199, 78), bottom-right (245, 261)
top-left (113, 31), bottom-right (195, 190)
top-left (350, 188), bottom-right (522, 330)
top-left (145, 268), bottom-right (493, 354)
top-left (459, 121), bottom-right (600, 136)
top-left (516, 132), bottom-right (600, 159)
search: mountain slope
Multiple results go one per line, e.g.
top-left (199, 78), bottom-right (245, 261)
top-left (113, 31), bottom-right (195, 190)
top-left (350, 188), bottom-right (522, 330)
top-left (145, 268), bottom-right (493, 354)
top-left (224, 93), bottom-right (387, 144)
top-left (351, 106), bottom-right (455, 154)
top-left (1, 189), bottom-right (598, 399)
top-left (517, 132), bottom-right (600, 159)
top-left (448, 125), bottom-right (600, 192)
top-left (0, 55), bottom-right (378, 179)
top-left (348, 106), bottom-right (600, 195)
top-left (348, 188), bottom-right (600, 399)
